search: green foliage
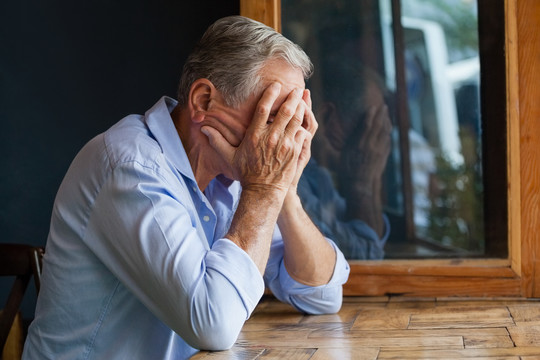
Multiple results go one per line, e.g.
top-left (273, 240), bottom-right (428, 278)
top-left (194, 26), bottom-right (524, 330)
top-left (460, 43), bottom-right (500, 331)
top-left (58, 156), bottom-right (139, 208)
top-left (426, 142), bottom-right (484, 252)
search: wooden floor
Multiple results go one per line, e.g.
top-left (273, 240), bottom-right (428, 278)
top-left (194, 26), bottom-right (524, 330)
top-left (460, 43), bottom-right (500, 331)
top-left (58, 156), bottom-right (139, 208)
top-left (192, 295), bottom-right (540, 359)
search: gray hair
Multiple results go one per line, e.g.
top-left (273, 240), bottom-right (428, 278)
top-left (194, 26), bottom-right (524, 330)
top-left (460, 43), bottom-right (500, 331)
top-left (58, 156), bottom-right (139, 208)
top-left (178, 16), bottom-right (313, 108)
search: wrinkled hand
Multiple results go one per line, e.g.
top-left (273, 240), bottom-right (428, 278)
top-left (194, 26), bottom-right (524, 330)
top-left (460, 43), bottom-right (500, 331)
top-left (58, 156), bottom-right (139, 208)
top-left (202, 83), bottom-right (311, 195)
top-left (339, 104), bottom-right (392, 196)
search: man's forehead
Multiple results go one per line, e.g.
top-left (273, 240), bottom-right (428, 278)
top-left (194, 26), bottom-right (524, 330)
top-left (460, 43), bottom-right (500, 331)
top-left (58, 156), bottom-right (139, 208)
top-left (260, 60), bottom-right (305, 88)
top-left (245, 60), bottom-right (306, 114)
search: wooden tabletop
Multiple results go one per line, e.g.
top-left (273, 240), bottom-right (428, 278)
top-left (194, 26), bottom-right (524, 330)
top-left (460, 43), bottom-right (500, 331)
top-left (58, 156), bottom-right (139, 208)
top-left (191, 295), bottom-right (540, 359)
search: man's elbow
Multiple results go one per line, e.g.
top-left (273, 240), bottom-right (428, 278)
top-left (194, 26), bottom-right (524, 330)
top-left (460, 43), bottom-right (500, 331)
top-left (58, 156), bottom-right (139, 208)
top-left (303, 297), bottom-right (343, 315)
top-left (192, 331), bottom-right (238, 351)
top-left (183, 305), bottom-right (246, 351)
top-left (184, 322), bottom-right (240, 351)
top-left (318, 297), bottom-right (343, 315)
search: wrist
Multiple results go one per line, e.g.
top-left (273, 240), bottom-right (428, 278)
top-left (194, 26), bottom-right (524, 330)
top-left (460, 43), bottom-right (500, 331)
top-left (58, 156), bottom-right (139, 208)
top-left (227, 185), bottom-right (285, 257)
top-left (241, 183), bottom-right (289, 200)
top-left (240, 185), bottom-right (288, 222)
top-left (278, 191), bottom-right (303, 227)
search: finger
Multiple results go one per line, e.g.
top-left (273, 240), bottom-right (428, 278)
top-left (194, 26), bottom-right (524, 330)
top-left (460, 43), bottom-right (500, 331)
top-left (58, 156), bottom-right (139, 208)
top-left (293, 129), bottom-right (312, 183)
top-left (303, 107), bottom-right (318, 136)
top-left (302, 89), bottom-right (312, 110)
top-left (250, 82), bottom-right (282, 131)
top-left (272, 88), bottom-right (303, 133)
top-left (297, 128), bottom-right (312, 162)
top-left (201, 126), bottom-right (235, 163)
top-left (284, 98), bottom-right (306, 137)
top-left (292, 127), bottom-right (309, 163)
top-left (302, 91), bottom-right (318, 136)
top-left (295, 126), bottom-right (312, 145)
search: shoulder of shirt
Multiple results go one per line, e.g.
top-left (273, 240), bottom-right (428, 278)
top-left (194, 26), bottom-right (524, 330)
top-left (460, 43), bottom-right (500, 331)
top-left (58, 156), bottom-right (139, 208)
top-left (100, 114), bottom-right (164, 172)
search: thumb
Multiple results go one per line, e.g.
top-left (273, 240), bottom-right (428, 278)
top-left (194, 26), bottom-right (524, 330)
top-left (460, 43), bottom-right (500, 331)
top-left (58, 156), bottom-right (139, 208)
top-left (201, 126), bottom-right (235, 162)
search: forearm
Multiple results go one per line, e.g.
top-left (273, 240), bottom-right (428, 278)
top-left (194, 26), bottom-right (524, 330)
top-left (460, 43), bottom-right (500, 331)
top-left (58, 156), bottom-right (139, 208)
top-left (277, 191), bottom-right (336, 286)
top-left (264, 234), bottom-right (350, 314)
top-left (226, 186), bottom-right (286, 274)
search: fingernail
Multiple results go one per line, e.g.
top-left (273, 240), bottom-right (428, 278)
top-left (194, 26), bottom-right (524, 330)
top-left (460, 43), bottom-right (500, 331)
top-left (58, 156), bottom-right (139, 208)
top-left (201, 127), bottom-right (210, 136)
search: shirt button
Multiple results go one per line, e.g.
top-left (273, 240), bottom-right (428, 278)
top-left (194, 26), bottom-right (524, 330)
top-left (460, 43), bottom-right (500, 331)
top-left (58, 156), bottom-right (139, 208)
top-left (203, 215), bottom-right (210, 222)
top-left (192, 186), bottom-right (198, 192)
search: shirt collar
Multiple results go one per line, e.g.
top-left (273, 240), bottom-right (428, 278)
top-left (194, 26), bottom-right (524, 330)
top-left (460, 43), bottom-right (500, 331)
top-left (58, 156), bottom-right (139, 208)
top-left (144, 96), bottom-right (239, 199)
top-left (144, 96), bottom-right (197, 183)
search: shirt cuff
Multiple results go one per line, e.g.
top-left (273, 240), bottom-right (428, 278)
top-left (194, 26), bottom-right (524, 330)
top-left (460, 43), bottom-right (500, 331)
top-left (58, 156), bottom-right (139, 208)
top-left (278, 239), bottom-right (350, 295)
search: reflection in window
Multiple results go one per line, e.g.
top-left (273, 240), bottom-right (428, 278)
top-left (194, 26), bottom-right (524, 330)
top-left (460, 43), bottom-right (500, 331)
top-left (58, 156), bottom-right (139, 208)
top-left (283, 0), bottom-right (491, 259)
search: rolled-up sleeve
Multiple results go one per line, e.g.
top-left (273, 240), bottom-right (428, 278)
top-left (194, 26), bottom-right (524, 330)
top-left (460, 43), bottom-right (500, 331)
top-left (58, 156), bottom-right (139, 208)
top-left (84, 160), bottom-right (264, 350)
top-left (264, 228), bottom-right (350, 315)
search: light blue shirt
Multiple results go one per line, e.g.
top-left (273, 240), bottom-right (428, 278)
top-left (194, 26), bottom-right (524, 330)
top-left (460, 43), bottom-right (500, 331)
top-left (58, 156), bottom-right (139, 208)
top-left (23, 97), bottom-right (350, 360)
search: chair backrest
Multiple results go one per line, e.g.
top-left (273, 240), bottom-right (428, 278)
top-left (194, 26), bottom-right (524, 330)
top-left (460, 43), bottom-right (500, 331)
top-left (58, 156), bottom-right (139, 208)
top-left (0, 244), bottom-right (44, 353)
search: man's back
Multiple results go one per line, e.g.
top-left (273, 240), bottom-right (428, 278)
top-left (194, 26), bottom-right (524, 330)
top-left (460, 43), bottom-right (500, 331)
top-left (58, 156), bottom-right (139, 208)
top-left (23, 112), bottom-right (198, 359)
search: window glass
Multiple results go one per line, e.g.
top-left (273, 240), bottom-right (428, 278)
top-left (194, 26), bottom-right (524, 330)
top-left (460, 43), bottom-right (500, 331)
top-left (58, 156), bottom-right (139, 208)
top-left (283, 0), bottom-right (492, 260)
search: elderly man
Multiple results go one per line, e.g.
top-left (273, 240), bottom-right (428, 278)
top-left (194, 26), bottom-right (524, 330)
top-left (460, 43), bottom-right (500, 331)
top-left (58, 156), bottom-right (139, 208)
top-left (23, 16), bottom-right (349, 359)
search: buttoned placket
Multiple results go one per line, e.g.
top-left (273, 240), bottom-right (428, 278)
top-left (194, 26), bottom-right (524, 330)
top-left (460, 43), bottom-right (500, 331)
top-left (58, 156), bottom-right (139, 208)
top-left (188, 179), bottom-right (217, 247)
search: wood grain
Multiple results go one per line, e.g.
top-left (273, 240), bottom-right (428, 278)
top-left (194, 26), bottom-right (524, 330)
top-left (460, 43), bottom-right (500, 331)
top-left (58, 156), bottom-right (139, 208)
top-left (517, 0), bottom-right (540, 299)
top-left (1, 311), bottom-right (23, 360)
top-left (344, 274), bottom-right (521, 297)
top-left (191, 297), bottom-right (540, 359)
top-left (239, 0), bottom-right (280, 31)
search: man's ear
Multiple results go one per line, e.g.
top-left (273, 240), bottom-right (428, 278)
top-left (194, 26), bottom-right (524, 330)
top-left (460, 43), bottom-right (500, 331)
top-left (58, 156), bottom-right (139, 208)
top-left (188, 79), bottom-right (216, 123)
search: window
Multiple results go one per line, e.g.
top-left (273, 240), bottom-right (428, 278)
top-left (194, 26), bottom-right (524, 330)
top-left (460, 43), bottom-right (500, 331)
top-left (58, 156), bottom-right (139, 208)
top-left (282, 0), bottom-right (507, 260)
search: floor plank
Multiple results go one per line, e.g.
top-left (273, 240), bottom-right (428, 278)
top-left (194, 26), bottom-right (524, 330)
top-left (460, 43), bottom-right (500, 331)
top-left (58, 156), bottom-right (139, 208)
top-left (377, 347), bottom-right (540, 359)
top-left (507, 324), bottom-right (540, 346)
top-left (409, 306), bottom-right (515, 329)
top-left (508, 303), bottom-right (540, 325)
top-left (310, 347), bottom-right (379, 360)
top-left (463, 333), bottom-right (514, 349)
top-left (235, 334), bottom-right (463, 349)
top-left (256, 348), bottom-right (315, 359)
top-left (299, 303), bottom-right (364, 325)
top-left (351, 308), bottom-right (412, 330)
top-left (310, 327), bottom-right (509, 339)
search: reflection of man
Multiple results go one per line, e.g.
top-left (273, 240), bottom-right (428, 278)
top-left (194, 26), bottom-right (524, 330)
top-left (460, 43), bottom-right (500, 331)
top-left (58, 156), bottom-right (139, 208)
top-left (23, 16), bottom-right (350, 359)
top-left (298, 63), bottom-right (392, 259)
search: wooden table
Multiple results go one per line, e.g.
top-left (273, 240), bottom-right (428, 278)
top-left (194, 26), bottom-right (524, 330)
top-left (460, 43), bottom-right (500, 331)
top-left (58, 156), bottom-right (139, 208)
top-left (192, 295), bottom-right (540, 359)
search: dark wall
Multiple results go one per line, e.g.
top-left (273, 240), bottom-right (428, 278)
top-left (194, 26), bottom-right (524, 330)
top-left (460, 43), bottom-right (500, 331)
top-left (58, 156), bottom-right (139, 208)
top-left (0, 0), bottom-right (239, 317)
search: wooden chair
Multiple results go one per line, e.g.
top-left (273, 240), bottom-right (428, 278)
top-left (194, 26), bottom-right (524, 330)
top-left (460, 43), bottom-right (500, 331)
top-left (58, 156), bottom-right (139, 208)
top-left (0, 244), bottom-right (44, 358)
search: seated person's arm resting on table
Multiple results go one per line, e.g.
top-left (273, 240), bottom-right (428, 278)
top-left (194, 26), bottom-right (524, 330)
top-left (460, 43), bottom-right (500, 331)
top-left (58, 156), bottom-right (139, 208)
top-left (203, 82), bottom-right (349, 315)
top-left (23, 17), bottom-right (350, 359)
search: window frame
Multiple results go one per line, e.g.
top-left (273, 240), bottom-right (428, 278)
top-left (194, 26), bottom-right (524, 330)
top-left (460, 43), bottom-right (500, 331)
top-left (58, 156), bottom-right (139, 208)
top-left (240, 0), bottom-right (540, 297)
